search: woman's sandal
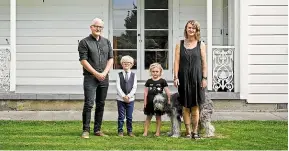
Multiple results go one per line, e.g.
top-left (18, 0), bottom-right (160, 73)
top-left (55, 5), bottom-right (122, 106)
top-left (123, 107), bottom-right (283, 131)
top-left (185, 133), bottom-right (191, 138)
top-left (191, 133), bottom-right (201, 140)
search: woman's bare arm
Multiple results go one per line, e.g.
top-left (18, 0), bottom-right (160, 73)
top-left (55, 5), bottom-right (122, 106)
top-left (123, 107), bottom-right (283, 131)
top-left (200, 42), bottom-right (207, 78)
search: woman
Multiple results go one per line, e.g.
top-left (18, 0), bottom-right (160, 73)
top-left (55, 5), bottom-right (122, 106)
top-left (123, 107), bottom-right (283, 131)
top-left (173, 20), bottom-right (207, 139)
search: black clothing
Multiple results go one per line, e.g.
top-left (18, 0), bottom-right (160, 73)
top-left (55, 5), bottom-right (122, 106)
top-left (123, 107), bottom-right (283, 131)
top-left (78, 34), bottom-right (113, 75)
top-left (144, 78), bottom-right (168, 116)
top-left (178, 40), bottom-right (205, 108)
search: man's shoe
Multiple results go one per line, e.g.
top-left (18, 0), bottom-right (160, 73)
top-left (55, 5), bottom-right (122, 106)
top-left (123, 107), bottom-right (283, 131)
top-left (128, 132), bottom-right (135, 137)
top-left (81, 131), bottom-right (89, 139)
top-left (94, 131), bottom-right (108, 137)
top-left (118, 132), bottom-right (124, 137)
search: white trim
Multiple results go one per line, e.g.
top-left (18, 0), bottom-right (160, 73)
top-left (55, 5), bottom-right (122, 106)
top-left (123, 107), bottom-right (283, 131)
top-left (140, 0), bottom-right (145, 79)
top-left (228, 0), bottom-right (233, 46)
top-left (239, 0), bottom-right (249, 99)
top-left (10, 0), bottom-right (16, 92)
top-left (0, 46), bottom-right (10, 49)
top-left (172, 0), bottom-right (179, 77)
top-left (102, 0), bottom-right (109, 38)
top-left (212, 46), bottom-right (235, 49)
top-left (233, 0), bottom-right (240, 92)
top-left (137, 0), bottom-right (142, 80)
top-left (168, 0), bottom-right (173, 77)
top-left (172, 0), bottom-right (180, 77)
top-left (108, 0), bottom-right (113, 44)
top-left (207, 0), bottom-right (213, 91)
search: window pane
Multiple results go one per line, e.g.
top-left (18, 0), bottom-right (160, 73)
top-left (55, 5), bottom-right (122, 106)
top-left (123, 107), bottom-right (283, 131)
top-left (145, 51), bottom-right (168, 70)
top-left (145, 30), bottom-right (168, 49)
top-left (113, 50), bottom-right (137, 69)
top-left (145, 10), bottom-right (168, 29)
top-left (113, 10), bottom-right (137, 29)
top-left (145, 0), bottom-right (168, 9)
top-left (113, 30), bottom-right (137, 49)
top-left (113, 0), bottom-right (137, 9)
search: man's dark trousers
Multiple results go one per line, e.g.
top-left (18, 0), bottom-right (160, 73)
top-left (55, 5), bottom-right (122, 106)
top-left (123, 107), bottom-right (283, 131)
top-left (82, 75), bottom-right (109, 133)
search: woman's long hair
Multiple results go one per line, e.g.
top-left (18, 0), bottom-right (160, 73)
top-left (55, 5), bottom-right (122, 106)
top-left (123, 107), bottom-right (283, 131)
top-left (183, 20), bottom-right (201, 40)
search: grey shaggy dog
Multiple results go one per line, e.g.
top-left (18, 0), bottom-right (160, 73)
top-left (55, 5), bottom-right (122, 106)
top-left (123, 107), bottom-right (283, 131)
top-left (152, 92), bottom-right (215, 138)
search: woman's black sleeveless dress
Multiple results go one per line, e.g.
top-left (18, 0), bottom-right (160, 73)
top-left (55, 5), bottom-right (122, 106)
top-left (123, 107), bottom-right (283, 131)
top-left (178, 40), bottom-right (205, 108)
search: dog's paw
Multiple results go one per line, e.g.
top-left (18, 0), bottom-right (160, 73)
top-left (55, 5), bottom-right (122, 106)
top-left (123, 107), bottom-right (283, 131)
top-left (170, 134), bottom-right (180, 138)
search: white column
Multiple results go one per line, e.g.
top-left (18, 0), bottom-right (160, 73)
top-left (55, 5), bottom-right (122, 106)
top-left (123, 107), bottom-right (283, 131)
top-left (239, 0), bottom-right (249, 99)
top-left (207, 0), bottom-right (213, 90)
top-left (10, 0), bottom-right (16, 92)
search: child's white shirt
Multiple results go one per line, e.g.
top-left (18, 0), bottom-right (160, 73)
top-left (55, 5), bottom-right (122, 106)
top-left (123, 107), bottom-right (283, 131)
top-left (116, 71), bottom-right (138, 102)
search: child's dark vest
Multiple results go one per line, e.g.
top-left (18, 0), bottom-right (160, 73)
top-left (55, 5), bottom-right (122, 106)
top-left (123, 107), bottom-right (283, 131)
top-left (118, 72), bottom-right (135, 95)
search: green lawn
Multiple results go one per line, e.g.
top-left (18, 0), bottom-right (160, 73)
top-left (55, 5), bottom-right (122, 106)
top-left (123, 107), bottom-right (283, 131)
top-left (0, 120), bottom-right (287, 150)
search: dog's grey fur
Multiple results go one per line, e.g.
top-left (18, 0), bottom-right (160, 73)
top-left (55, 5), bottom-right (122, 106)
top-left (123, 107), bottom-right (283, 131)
top-left (153, 93), bottom-right (182, 137)
top-left (199, 92), bottom-right (215, 137)
top-left (153, 93), bottom-right (166, 111)
top-left (152, 92), bottom-right (215, 138)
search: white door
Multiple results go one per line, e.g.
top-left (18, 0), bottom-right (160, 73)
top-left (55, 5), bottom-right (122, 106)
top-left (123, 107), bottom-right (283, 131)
top-left (110, 0), bottom-right (172, 81)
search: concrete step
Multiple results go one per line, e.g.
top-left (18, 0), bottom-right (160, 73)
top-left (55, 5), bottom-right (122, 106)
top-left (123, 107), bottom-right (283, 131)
top-left (0, 111), bottom-right (287, 121)
top-left (0, 99), bottom-right (287, 112)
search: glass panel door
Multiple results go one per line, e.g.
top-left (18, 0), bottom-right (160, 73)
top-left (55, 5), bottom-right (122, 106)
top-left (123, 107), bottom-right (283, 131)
top-left (140, 0), bottom-right (171, 80)
top-left (111, 0), bottom-right (171, 81)
top-left (111, 0), bottom-right (141, 80)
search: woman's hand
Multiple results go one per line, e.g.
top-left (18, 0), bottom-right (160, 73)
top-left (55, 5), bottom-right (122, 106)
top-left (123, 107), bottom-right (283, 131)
top-left (201, 79), bottom-right (207, 89)
top-left (174, 78), bottom-right (179, 88)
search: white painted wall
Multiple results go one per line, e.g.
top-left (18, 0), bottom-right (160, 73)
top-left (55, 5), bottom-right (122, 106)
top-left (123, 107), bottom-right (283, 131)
top-left (246, 0), bottom-right (288, 103)
top-left (178, 0), bottom-right (224, 45)
top-left (0, 0), bottom-right (10, 47)
top-left (1, 0), bottom-right (109, 87)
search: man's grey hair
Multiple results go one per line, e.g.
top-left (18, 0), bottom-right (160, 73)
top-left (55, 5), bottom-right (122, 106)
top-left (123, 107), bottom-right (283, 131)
top-left (91, 17), bottom-right (104, 25)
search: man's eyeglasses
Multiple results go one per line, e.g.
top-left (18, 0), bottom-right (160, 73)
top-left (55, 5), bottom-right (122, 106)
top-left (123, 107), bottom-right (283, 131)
top-left (92, 25), bottom-right (104, 29)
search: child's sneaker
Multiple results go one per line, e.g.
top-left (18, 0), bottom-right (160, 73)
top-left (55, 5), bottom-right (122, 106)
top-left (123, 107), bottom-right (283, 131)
top-left (128, 132), bottom-right (135, 137)
top-left (81, 131), bottom-right (89, 139)
top-left (118, 132), bottom-right (124, 137)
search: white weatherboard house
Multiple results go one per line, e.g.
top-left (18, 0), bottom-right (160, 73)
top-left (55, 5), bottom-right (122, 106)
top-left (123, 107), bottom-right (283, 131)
top-left (0, 0), bottom-right (288, 105)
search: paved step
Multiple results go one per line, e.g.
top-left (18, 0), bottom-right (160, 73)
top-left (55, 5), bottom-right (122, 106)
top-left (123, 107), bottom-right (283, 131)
top-left (0, 111), bottom-right (287, 121)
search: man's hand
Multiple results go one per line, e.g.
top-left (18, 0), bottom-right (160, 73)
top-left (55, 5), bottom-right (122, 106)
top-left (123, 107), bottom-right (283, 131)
top-left (98, 72), bottom-right (107, 81)
top-left (93, 72), bottom-right (101, 80)
top-left (93, 71), bottom-right (106, 81)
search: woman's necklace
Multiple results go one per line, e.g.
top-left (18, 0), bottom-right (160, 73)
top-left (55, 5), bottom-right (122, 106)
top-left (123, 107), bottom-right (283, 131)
top-left (184, 39), bottom-right (197, 49)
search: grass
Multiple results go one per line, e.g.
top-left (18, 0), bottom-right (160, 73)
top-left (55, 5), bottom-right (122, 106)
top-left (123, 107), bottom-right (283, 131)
top-left (0, 120), bottom-right (287, 150)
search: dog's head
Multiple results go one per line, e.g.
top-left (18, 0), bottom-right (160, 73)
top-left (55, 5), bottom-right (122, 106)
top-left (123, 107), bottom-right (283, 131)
top-left (153, 93), bottom-right (167, 111)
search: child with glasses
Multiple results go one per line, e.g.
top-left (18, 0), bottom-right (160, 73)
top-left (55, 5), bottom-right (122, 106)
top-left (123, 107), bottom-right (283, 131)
top-left (116, 55), bottom-right (137, 137)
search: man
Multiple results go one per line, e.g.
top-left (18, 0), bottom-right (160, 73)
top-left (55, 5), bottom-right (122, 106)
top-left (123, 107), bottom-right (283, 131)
top-left (78, 18), bottom-right (113, 139)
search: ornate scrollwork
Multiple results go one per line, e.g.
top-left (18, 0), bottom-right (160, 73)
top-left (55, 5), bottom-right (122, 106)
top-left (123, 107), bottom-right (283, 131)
top-left (0, 48), bottom-right (10, 92)
top-left (212, 48), bottom-right (234, 92)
